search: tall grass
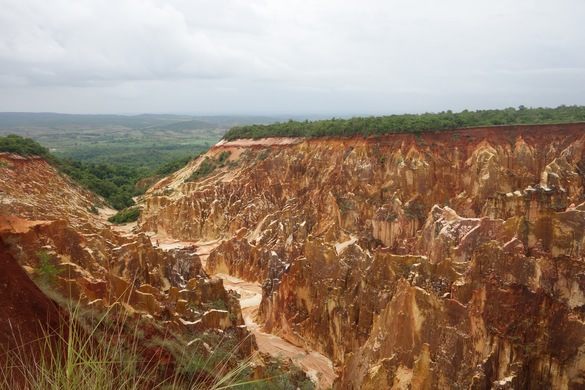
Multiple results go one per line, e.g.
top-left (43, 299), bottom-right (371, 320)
top-left (0, 292), bottom-right (262, 389)
top-left (0, 259), bottom-right (314, 389)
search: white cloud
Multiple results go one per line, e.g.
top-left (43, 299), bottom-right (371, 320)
top-left (0, 0), bottom-right (584, 114)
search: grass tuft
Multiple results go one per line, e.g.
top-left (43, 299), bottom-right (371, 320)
top-left (0, 290), bottom-right (264, 389)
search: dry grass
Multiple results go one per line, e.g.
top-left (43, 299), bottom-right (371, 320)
top-left (0, 291), bottom-right (262, 389)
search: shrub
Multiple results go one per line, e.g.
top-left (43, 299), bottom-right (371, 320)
top-left (404, 202), bottom-right (426, 220)
top-left (218, 151), bottom-right (231, 164)
top-left (209, 299), bottom-right (228, 311)
top-left (239, 361), bottom-right (315, 390)
top-left (0, 134), bottom-right (51, 158)
top-left (36, 250), bottom-right (61, 286)
top-left (186, 158), bottom-right (216, 182)
top-left (0, 135), bottom-right (201, 211)
top-left (336, 197), bottom-right (353, 213)
top-left (155, 154), bottom-right (196, 175)
top-left (257, 150), bottom-right (269, 161)
top-left (108, 207), bottom-right (141, 224)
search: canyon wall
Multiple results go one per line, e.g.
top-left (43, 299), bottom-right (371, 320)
top-left (0, 153), bottom-right (254, 365)
top-left (140, 124), bottom-right (585, 388)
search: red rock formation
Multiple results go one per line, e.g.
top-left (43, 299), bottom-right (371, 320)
top-left (0, 153), bottom-right (253, 367)
top-left (139, 123), bottom-right (585, 387)
top-left (0, 241), bottom-right (66, 364)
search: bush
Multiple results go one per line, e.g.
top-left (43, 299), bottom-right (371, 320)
top-left (0, 135), bottom-right (202, 211)
top-left (209, 299), bottom-right (228, 310)
top-left (186, 158), bottom-right (216, 182)
top-left (108, 207), bottom-right (141, 224)
top-left (404, 201), bottom-right (426, 220)
top-left (36, 250), bottom-right (61, 286)
top-left (155, 154), bottom-right (196, 175)
top-left (58, 158), bottom-right (142, 210)
top-left (257, 150), bottom-right (269, 161)
top-left (239, 361), bottom-right (315, 390)
top-left (0, 134), bottom-right (51, 158)
top-left (218, 151), bottom-right (231, 164)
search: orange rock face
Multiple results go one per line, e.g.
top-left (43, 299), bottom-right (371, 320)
top-left (140, 124), bottom-right (585, 388)
top-left (0, 153), bottom-right (252, 358)
top-left (0, 240), bottom-right (66, 368)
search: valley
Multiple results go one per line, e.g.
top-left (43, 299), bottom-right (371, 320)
top-left (2, 117), bottom-right (585, 388)
top-left (3, 0), bottom-right (584, 387)
top-left (150, 233), bottom-right (336, 389)
top-left (138, 122), bottom-right (585, 388)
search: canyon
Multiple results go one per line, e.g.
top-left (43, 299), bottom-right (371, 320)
top-left (2, 122), bottom-right (585, 388)
top-left (0, 152), bottom-right (256, 386)
top-left (139, 123), bottom-right (585, 388)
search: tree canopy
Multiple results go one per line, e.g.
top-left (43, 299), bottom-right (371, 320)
top-left (0, 135), bottom-right (193, 210)
top-left (223, 105), bottom-right (585, 140)
top-left (0, 134), bottom-right (52, 158)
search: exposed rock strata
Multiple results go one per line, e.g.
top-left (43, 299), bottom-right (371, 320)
top-left (0, 153), bottom-right (252, 359)
top-left (140, 124), bottom-right (585, 388)
top-left (0, 240), bottom-right (66, 366)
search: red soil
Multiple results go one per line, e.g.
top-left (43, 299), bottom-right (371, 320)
top-left (0, 241), bottom-right (66, 366)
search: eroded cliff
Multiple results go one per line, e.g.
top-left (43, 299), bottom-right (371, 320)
top-left (139, 123), bottom-right (585, 388)
top-left (0, 153), bottom-right (254, 381)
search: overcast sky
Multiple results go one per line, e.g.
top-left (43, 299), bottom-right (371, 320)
top-left (0, 0), bottom-right (584, 116)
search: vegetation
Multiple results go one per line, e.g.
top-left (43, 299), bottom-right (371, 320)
top-left (0, 134), bottom-right (52, 159)
top-left (58, 142), bottom-right (211, 173)
top-left (186, 158), bottom-right (216, 182)
top-left (108, 207), bottom-right (141, 224)
top-left (240, 361), bottom-right (315, 390)
top-left (0, 279), bottom-right (313, 390)
top-left (404, 201), bottom-right (426, 221)
top-left (223, 105), bottom-right (585, 140)
top-left (0, 298), bottom-right (266, 389)
top-left (155, 154), bottom-right (195, 176)
top-left (209, 299), bottom-right (229, 311)
top-left (0, 134), bottom-right (198, 210)
top-left (217, 151), bottom-right (231, 164)
top-left (59, 159), bottom-right (146, 210)
top-left (257, 150), bottom-right (269, 161)
top-left (36, 250), bottom-right (61, 286)
top-left (0, 112), bottom-right (277, 172)
top-left (185, 152), bottom-right (232, 182)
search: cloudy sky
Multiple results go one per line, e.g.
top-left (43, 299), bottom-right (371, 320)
top-left (0, 0), bottom-right (584, 115)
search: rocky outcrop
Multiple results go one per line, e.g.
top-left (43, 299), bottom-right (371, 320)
top-left (0, 240), bottom-right (66, 366)
top-left (0, 153), bottom-right (252, 363)
top-left (139, 124), bottom-right (585, 387)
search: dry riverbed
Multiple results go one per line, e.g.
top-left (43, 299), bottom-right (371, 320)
top-left (148, 235), bottom-right (336, 389)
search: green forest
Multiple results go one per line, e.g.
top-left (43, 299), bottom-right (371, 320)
top-left (223, 105), bottom-right (585, 140)
top-left (0, 135), bottom-right (194, 210)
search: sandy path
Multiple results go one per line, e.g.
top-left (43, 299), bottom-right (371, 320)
top-left (147, 234), bottom-right (221, 256)
top-left (214, 272), bottom-right (336, 389)
top-left (151, 238), bottom-right (337, 389)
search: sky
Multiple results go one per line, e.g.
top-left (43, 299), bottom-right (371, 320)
top-left (0, 0), bottom-right (584, 116)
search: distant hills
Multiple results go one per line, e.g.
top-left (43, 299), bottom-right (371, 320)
top-left (0, 112), bottom-right (279, 170)
top-left (0, 112), bottom-right (278, 134)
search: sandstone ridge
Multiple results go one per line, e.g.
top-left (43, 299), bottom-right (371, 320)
top-left (140, 123), bottom-right (585, 388)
